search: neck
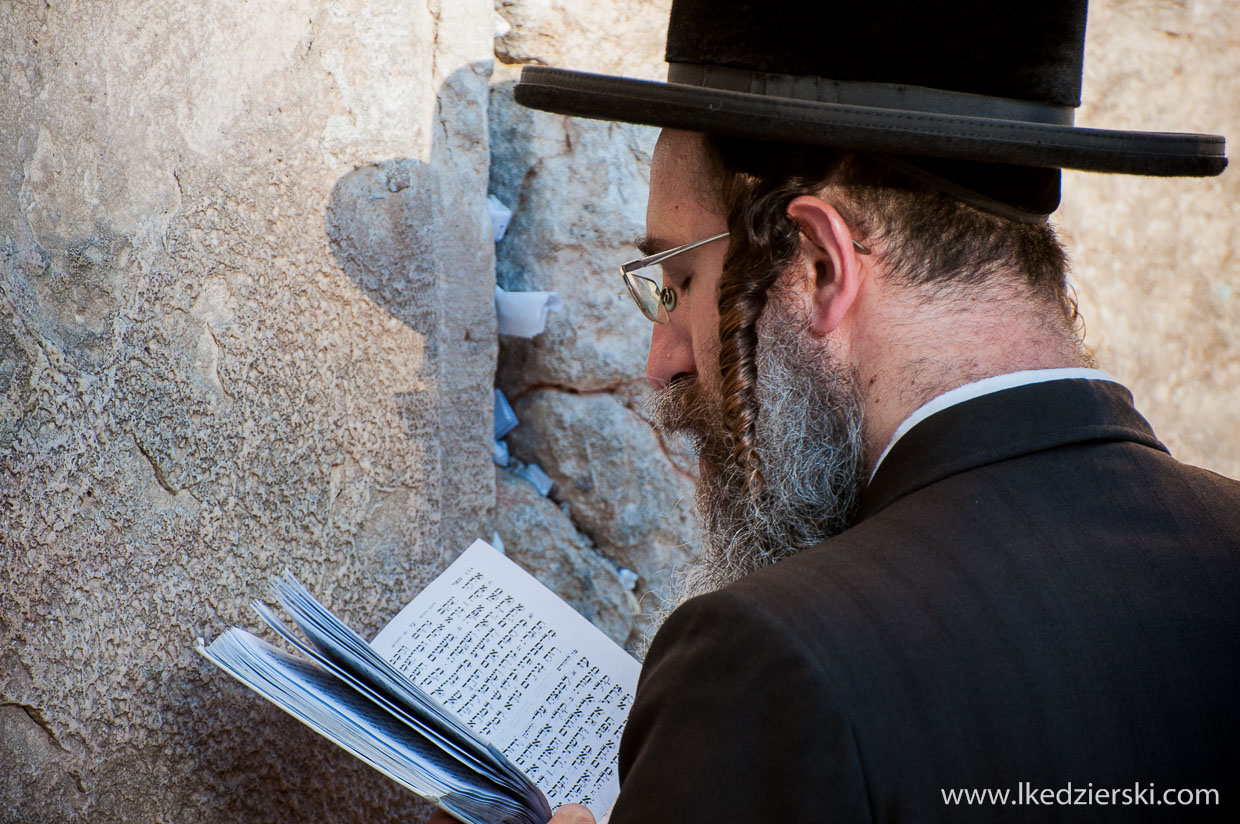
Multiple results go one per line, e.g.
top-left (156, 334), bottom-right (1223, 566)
top-left (845, 285), bottom-right (1089, 475)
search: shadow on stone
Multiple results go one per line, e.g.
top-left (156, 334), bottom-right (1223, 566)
top-left (327, 158), bottom-right (444, 340)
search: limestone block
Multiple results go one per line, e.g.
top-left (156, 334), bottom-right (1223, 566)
top-left (494, 0), bottom-right (672, 81)
top-left (495, 469), bottom-right (639, 646)
top-left (1, 0), bottom-right (496, 821)
top-left (488, 52), bottom-right (703, 628)
top-left (1058, 0), bottom-right (1240, 480)
top-left (504, 389), bottom-right (697, 621)
top-left (488, 1), bottom-right (693, 643)
top-left (489, 63), bottom-right (660, 395)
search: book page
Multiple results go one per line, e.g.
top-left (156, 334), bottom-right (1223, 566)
top-left (371, 540), bottom-right (640, 818)
top-left (196, 630), bottom-right (537, 824)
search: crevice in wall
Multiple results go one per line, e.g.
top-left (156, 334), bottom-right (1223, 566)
top-left (643, 426), bottom-right (698, 485)
top-left (1, 701), bottom-right (69, 753)
top-left (130, 432), bottom-right (181, 496)
top-left (506, 379), bottom-right (632, 405)
top-left (493, 54), bottom-right (547, 67)
top-left (544, 487), bottom-right (601, 553)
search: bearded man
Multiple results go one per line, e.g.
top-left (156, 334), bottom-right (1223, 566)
top-left (441, 0), bottom-right (1240, 821)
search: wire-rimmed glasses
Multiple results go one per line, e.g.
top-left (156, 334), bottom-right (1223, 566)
top-left (620, 230), bottom-right (871, 323)
top-left (620, 232), bottom-right (729, 324)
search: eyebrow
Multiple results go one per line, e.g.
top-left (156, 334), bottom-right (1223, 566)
top-left (635, 235), bottom-right (676, 257)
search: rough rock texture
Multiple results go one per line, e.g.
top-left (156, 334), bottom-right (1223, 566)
top-left (1, 1), bottom-right (495, 821)
top-left (1058, 0), bottom-right (1240, 480)
top-left (488, 0), bottom-right (693, 641)
top-left (505, 389), bottom-right (697, 643)
top-left (489, 62), bottom-right (662, 394)
top-left (494, 0), bottom-right (671, 80)
top-left (488, 56), bottom-right (699, 638)
top-left (489, 0), bottom-right (672, 394)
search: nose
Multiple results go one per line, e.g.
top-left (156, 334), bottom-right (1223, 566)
top-left (645, 318), bottom-right (696, 389)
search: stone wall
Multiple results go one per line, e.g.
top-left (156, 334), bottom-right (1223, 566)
top-left (489, 0), bottom-right (689, 644)
top-left (1, 1), bottom-right (495, 821)
top-left (1, 0), bottom-right (1236, 821)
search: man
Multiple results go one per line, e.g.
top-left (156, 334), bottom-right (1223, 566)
top-left (442, 0), bottom-right (1239, 820)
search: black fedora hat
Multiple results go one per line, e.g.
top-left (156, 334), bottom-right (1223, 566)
top-left (514, 0), bottom-right (1226, 216)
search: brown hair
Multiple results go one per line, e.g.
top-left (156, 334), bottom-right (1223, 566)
top-left (703, 137), bottom-right (1073, 492)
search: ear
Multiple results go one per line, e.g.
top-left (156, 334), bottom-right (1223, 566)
top-left (784, 196), bottom-right (866, 336)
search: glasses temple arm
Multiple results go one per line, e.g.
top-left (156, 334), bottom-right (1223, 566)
top-left (623, 231), bottom-right (731, 273)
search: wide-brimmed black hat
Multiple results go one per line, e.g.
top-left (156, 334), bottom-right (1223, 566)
top-left (514, 0), bottom-right (1226, 218)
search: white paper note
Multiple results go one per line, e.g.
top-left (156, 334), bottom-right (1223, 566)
top-left (495, 286), bottom-right (562, 337)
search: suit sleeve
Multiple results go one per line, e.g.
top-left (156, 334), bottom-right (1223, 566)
top-left (608, 587), bottom-right (871, 823)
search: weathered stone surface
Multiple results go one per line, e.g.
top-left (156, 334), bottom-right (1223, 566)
top-left (494, 0), bottom-right (671, 81)
top-left (489, 62), bottom-right (661, 396)
top-left (489, 0), bottom-right (672, 398)
top-left (1058, 0), bottom-right (1240, 480)
top-left (1, 0), bottom-right (495, 821)
top-left (495, 469), bottom-right (638, 646)
top-left (505, 389), bottom-right (697, 627)
top-left (488, 39), bottom-right (701, 644)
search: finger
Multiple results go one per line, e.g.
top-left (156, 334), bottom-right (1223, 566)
top-left (549, 803), bottom-right (597, 824)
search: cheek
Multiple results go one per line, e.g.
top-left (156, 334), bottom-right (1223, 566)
top-left (690, 297), bottom-right (723, 387)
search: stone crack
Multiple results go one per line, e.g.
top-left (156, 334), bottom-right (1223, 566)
top-left (1, 701), bottom-right (69, 753)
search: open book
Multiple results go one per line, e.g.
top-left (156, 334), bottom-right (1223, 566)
top-left (197, 539), bottom-right (640, 824)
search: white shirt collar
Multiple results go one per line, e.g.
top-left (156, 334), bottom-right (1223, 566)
top-left (868, 368), bottom-right (1118, 482)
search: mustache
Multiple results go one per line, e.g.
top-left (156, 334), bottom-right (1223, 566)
top-left (645, 376), bottom-right (708, 435)
top-left (644, 377), bottom-right (732, 465)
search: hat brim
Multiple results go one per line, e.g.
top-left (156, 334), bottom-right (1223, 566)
top-left (514, 67), bottom-right (1227, 177)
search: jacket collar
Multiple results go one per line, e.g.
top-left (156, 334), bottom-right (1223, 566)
top-left (856, 379), bottom-right (1168, 522)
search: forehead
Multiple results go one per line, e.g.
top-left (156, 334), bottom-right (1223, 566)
top-left (647, 130), bottom-right (722, 238)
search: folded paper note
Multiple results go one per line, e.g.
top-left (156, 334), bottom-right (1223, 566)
top-left (488, 194), bottom-right (514, 242)
top-left (495, 389), bottom-right (519, 440)
top-left (495, 286), bottom-right (562, 338)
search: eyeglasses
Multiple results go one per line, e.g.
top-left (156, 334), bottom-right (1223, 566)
top-left (620, 230), bottom-right (871, 324)
top-left (621, 232), bottom-right (729, 324)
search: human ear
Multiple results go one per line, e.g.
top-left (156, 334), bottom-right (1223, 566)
top-left (784, 195), bottom-right (865, 336)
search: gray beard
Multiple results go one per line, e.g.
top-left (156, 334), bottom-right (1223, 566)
top-left (643, 301), bottom-right (866, 645)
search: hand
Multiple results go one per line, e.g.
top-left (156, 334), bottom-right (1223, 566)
top-left (547, 804), bottom-right (596, 824)
top-left (426, 803), bottom-right (595, 824)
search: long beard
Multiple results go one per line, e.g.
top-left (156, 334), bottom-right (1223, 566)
top-left (644, 300), bottom-right (865, 638)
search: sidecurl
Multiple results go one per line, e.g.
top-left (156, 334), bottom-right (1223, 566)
top-left (715, 171), bottom-right (819, 494)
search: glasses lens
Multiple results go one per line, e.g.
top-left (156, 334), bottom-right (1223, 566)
top-left (623, 270), bottom-right (667, 323)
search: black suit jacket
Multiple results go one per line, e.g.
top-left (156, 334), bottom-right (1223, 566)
top-left (611, 379), bottom-right (1240, 822)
